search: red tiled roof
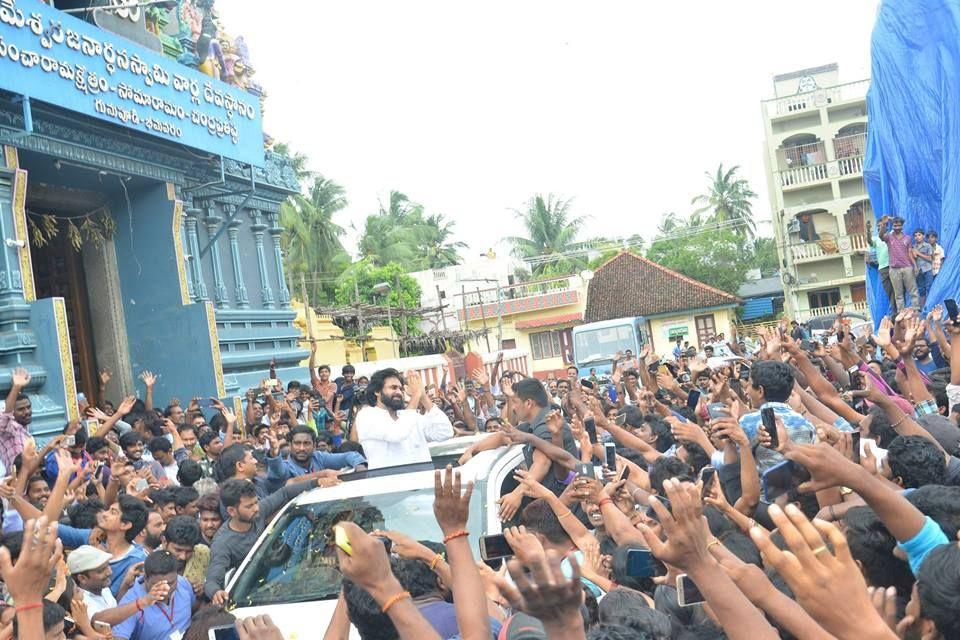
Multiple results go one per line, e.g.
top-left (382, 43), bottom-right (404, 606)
top-left (584, 252), bottom-right (741, 322)
top-left (514, 312), bottom-right (583, 330)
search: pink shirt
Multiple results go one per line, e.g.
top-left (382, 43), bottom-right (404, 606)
top-left (885, 232), bottom-right (914, 268)
top-left (0, 412), bottom-right (29, 471)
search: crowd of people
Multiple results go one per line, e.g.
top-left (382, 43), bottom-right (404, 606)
top-left (0, 301), bottom-right (958, 639)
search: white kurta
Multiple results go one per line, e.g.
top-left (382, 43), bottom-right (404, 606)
top-left (356, 405), bottom-right (454, 469)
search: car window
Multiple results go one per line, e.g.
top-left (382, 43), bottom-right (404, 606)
top-left (230, 485), bottom-right (483, 607)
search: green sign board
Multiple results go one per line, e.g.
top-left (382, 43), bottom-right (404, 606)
top-left (667, 326), bottom-right (689, 338)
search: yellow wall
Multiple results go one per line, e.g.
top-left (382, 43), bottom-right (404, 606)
top-left (646, 308), bottom-right (737, 355)
top-left (292, 300), bottom-right (399, 365)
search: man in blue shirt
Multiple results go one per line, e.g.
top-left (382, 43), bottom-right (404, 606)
top-left (739, 360), bottom-right (815, 474)
top-left (265, 426), bottom-right (366, 492)
top-left (57, 496), bottom-right (149, 597)
top-left (113, 550), bottom-right (194, 640)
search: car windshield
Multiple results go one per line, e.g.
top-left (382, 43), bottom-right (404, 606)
top-left (575, 325), bottom-right (635, 364)
top-left (230, 485), bottom-right (484, 607)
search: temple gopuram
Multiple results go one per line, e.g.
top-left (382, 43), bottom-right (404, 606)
top-left (0, 0), bottom-right (303, 436)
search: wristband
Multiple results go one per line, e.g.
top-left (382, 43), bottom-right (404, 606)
top-left (443, 530), bottom-right (469, 543)
top-left (14, 602), bottom-right (43, 613)
top-left (381, 590), bottom-right (411, 614)
top-left (556, 510), bottom-right (573, 520)
top-left (598, 498), bottom-right (613, 509)
top-left (560, 470), bottom-right (577, 486)
top-left (429, 553), bottom-right (444, 571)
top-left (135, 598), bottom-right (144, 613)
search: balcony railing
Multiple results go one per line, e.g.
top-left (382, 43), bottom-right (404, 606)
top-left (763, 79), bottom-right (870, 118)
top-left (789, 233), bottom-right (869, 262)
top-left (833, 132), bottom-right (867, 158)
top-left (780, 164), bottom-right (829, 187)
top-left (805, 300), bottom-right (870, 318)
top-left (463, 275), bottom-right (577, 307)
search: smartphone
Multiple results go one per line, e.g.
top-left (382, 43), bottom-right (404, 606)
top-left (700, 466), bottom-right (717, 499)
top-left (479, 533), bottom-right (514, 561)
top-left (266, 379), bottom-right (280, 388)
top-left (580, 378), bottom-right (595, 390)
top-left (686, 389), bottom-right (701, 410)
top-left (677, 574), bottom-right (706, 607)
top-left (615, 412), bottom-right (627, 427)
top-left (94, 462), bottom-right (104, 479)
top-left (604, 442), bottom-right (617, 469)
top-left (84, 418), bottom-right (100, 436)
top-left (334, 525), bottom-right (353, 556)
top-left (946, 299), bottom-right (960, 323)
top-left (706, 403), bottom-right (727, 420)
top-left (198, 398), bottom-right (213, 411)
top-left (584, 417), bottom-right (598, 445)
top-left (739, 366), bottom-right (751, 381)
top-left (761, 460), bottom-right (812, 503)
top-left (63, 434), bottom-right (76, 447)
top-left (208, 624), bottom-right (240, 640)
top-left (625, 548), bottom-right (655, 577)
top-left (760, 407), bottom-right (778, 449)
top-left (617, 465), bottom-right (630, 482)
top-left (850, 430), bottom-right (861, 464)
top-left (373, 535), bottom-right (393, 555)
top-left (575, 462), bottom-right (596, 479)
top-left (647, 361), bottom-right (661, 374)
top-left (93, 621), bottom-right (112, 635)
top-left (134, 478), bottom-right (149, 492)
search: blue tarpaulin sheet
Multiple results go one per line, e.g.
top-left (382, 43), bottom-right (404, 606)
top-left (741, 297), bottom-right (775, 321)
top-left (864, 0), bottom-right (960, 321)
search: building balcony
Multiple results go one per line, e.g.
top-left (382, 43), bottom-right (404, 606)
top-left (804, 300), bottom-right (870, 319)
top-left (789, 233), bottom-right (869, 263)
top-left (764, 79), bottom-right (870, 119)
top-left (458, 275), bottom-right (581, 322)
top-left (779, 155), bottom-right (865, 189)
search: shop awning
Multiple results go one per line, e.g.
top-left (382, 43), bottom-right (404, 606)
top-left (741, 297), bottom-right (775, 321)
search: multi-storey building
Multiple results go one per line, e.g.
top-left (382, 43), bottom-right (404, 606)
top-left (761, 64), bottom-right (872, 322)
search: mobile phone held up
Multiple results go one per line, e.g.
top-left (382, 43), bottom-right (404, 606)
top-left (604, 442), bottom-right (617, 469)
top-left (699, 466), bottom-right (716, 499)
top-left (851, 430), bottom-right (861, 464)
top-left (760, 407), bottom-right (778, 450)
top-left (208, 624), bottom-right (240, 640)
top-left (575, 462), bottom-right (597, 480)
top-left (686, 389), bottom-right (701, 410)
top-left (676, 574), bottom-right (706, 607)
top-left (706, 402), bottom-right (727, 420)
top-left (761, 460), bottom-right (812, 503)
top-left (946, 298), bottom-right (960, 324)
top-left (479, 533), bottom-right (513, 561)
top-left (625, 548), bottom-right (655, 577)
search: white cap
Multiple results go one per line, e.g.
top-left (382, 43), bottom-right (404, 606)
top-left (67, 545), bottom-right (112, 575)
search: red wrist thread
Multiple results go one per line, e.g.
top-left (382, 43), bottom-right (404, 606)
top-left (443, 530), bottom-right (469, 543)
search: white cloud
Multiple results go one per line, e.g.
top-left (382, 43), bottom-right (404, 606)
top-left (217, 0), bottom-right (877, 257)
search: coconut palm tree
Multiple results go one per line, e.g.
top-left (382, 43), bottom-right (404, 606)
top-left (418, 213), bottom-right (467, 268)
top-left (272, 142), bottom-right (313, 181)
top-left (281, 175), bottom-right (349, 303)
top-left (505, 194), bottom-right (590, 276)
top-left (691, 164), bottom-right (758, 240)
top-left (358, 191), bottom-right (424, 266)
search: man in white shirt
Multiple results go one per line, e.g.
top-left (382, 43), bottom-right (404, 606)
top-left (355, 368), bottom-right (454, 469)
top-left (68, 545), bottom-right (118, 616)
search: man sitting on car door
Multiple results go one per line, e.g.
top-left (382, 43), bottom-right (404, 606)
top-left (354, 368), bottom-right (454, 469)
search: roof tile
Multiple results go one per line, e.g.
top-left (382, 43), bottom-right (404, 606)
top-left (584, 252), bottom-right (741, 321)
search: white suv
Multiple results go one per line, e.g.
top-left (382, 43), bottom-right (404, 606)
top-left (225, 435), bottom-right (522, 638)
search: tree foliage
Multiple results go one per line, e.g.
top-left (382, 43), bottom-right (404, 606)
top-left (334, 262), bottom-right (422, 336)
top-left (358, 191), bottom-right (466, 270)
top-left (646, 226), bottom-right (750, 295)
top-left (691, 164), bottom-right (758, 240)
top-left (505, 194), bottom-right (591, 277)
top-left (748, 236), bottom-right (780, 277)
top-left (280, 175), bottom-right (351, 305)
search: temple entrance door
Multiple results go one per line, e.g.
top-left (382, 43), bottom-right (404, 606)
top-left (30, 224), bottom-right (100, 406)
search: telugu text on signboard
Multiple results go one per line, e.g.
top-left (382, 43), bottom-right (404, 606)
top-left (0, 0), bottom-right (264, 166)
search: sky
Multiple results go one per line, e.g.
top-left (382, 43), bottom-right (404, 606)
top-left (217, 0), bottom-right (879, 259)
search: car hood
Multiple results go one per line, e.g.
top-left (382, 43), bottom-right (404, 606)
top-left (231, 602), bottom-right (360, 640)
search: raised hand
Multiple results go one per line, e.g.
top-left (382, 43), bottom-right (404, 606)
top-left (404, 369), bottom-right (424, 397)
top-left (11, 367), bottom-right (30, 388)
top-left (497, 490), bottom-right (523, 522)
top-left (334, 521), bottom-right (396, 595)
top-left (235, 615), bottom-right (285, 640)
top-left (636, 479), bottom-right (711, 572)
top-left (501, 376), bottom-right (515, 398)
top-left (504, 525), bottom-right (546, 564)
top-left (928, 305), bottom-right (944, 324)
top-left (494, 551), bottom-right (584, 631)
top-left (472, 367), bottom-right (489, 387)
top-left (544, 409), bottom-right (564, 436)
top-left (433, 465), bottom-right (473, 535)
top-left (0, 516), bottom-right (63, 603)
top-left (98, 368), bottom-right (112, 386)
top-left (138, 371), bottom-right (158, 387)
top-left (513, 468), bottom-right (552, 500)
top-left (750, 504), bottom-right (892, 639)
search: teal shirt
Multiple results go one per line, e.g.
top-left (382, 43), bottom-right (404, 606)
top-left (872, 233), bottom-right (890, 269)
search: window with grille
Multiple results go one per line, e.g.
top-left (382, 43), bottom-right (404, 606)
top-left (530, 331), bottom-right (563, 360)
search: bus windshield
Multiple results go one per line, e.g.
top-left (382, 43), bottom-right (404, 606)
top-left (574, 325), bottom-right (636, 365)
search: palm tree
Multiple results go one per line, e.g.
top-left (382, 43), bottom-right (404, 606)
top-left (358, 191), bottom-right (424, 266)
top-left (271, 142), bottom-right (313, 181)
top-left (691, 164), bottom-right (758, 240)
top-left (505, 194), bottom-right (590, 277)
top-left (656, 211), bottom-right (689, 236)
top-left (281, 175), bottom-right (349, 303)
top-left (418, 213), bottom-right (467, 268)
